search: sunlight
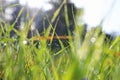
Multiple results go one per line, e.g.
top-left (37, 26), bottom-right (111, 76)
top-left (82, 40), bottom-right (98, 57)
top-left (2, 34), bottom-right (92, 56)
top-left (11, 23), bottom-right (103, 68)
top-left (20, 0), bottom-right (53, 11)
top-left (20, 0), bottom-right (49, 8)
top-left (20, 0), bottom-right (45, 8)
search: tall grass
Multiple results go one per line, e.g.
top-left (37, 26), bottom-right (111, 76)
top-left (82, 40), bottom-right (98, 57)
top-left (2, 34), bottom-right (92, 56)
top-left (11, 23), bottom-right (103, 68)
top-left (0, 1), bottom-right (120, 80)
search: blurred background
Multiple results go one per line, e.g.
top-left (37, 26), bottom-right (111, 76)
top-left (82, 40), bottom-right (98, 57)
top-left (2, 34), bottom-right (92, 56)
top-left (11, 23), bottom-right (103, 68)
top-left (0, 0), bottom-right (120, 36)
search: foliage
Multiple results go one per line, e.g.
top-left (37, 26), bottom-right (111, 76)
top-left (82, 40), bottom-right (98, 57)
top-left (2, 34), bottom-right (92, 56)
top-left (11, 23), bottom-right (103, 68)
top-left (1, 20), bottom-right (120, 80)
top-left (0, 1), bottom-right (120, 80)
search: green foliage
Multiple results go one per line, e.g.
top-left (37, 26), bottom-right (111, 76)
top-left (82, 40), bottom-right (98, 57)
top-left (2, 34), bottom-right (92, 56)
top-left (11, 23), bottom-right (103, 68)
top-left (0, 1), bottom-right (120, 80)
top-left (1, 20), bottom-right (120, 80)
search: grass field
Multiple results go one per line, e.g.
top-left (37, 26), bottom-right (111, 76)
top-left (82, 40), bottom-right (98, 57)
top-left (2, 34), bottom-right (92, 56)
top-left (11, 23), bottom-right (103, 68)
top-left (0, 2), bottom-right (120, 80)
top-left (0, 21), bottom-right (120, 80)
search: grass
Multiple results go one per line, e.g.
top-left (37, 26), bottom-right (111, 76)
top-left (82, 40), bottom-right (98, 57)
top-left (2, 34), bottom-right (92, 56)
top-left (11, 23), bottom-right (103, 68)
top-left (0, 21), bottom-right (120, 80)
top-left (0, 1), bottom-right (120, 80)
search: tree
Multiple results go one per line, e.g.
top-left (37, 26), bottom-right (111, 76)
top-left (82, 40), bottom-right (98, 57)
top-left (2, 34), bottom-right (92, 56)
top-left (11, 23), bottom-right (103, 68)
top-left (27, 0), bottom-right (77, 48)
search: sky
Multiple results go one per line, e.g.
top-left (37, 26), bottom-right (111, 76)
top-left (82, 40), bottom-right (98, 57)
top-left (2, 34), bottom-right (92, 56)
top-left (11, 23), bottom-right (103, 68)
top-left (18, 0), bottom-right (120, 35)
top-left (71, 0), bottom-right (120, 35)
